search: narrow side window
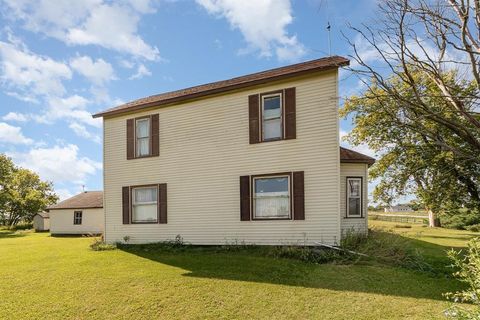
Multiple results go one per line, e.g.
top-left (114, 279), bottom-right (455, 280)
top-left (346, 178), bottom-right (362, 217)
top-left (135, 118), bottom-right (151, 157)
top-left (261, 93), bottom-right (283, 141)
top-left (73, 211), bottom-right (83, 225)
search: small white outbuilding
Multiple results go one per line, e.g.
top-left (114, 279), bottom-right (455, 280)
top-left (33, 212), bottom-right (50, 231)
top-left (47, 191), bottom-right (104, 235)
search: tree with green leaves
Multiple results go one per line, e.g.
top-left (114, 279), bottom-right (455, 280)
top-left (0, 154), bottom-right (58, 227)
top-left (342, 0), bottom-right (480, 226)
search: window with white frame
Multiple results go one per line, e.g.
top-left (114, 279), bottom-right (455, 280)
top-left (347, 178), bottom-right (362, 217)
top-left (136, 118), bottom-right (150, 157)
top-left (262, 93), bottom-right (282, 141)
top-left (253, 175), bottom-right (290, 219)
top-left (73, 211), bottom-right (82, 225)
top-left (132, 186), bottom-right (158, 223)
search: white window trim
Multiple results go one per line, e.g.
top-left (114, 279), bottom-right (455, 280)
top-left (252, 174), bottom-right (291, 220)
top-left (73, 210), bottom-right (82, 225)
top-left (131, 185), bottom-right (158, 223)
top-left (135, 117), bottom-right (151, 157)
top-left (346, 177), bottom-right (363, 218)
top-left (261, 93), bottom-right (283, 141)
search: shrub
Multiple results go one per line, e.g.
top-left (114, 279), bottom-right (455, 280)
top-left (440, 209), bottom-right (480, 230)
top-left (270, 246), bottom-right (348, 264)
top-left (445, 237), bottom-right (480, 319)
top-left (341, 228), bottom-right (432, 272)
top-left (90, 238), bottom-right (116, 251)
top-left (2, 223), bottom-right (33, 231)
top-left (466, 224), bottom-right (480, 232)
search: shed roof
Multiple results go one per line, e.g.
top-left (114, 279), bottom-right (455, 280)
top-left (47, 191), bottom-right (103, 210)
top-left (35, 211), bottom-right (50, 218)
top-left (340, 147), bottom-right (376, 165)
top-left (93, 56), bottom-right (349, 118)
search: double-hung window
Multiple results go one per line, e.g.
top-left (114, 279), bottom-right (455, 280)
top-left (261, 93), bottom-right (283, 141)
top-left (132, 186), bottom-right (158, 223)
top-left (73, 211), bottom-right (82, 225)
top-left (136, 118), bottom-right (150, 157)
top-left (346, 177), bottom-right (362, 217)
top-left (253, 175), bottom-right (290, 219)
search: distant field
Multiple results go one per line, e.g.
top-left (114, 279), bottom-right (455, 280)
top-left (0, 222), bottom-right (477, 319)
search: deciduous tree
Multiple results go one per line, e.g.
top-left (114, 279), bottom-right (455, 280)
top-left (342, 0), bottom-right (480, 225)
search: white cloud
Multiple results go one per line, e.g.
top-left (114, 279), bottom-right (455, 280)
top-left (196, 0), bottom-right (305, 61)
top-left (66, 4), bottom-right (160, 60)
top-left (2, 0), bottom-right (160, 60)
top-left (69, 122), bottom-right (101, 144)
top-left (9, 144), bottom-right (102, 184)
top-left (119, 59), bottom-right (135, 69)
top-left (55, 188), bottom-right (74, 201)
top-left (70, 55), bottom-right (116, 85)
top-left (129, 63), bottom-right (152, 80)
top-left (44, 95), bottom-right (101, 128)
top-left (0, 122), bottom-right (33, 145)
top-left (0, 40), bottom-right (72, 98)
top-left (125, 0), bottom-right (157, 14)
top-left (2, 112), bottom-right (28, 122)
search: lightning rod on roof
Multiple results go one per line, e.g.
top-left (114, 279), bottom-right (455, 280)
top-left (327, 21), bottom-right (332, 56)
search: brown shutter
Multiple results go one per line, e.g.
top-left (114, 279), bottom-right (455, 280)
top-left (248, 94), bottom-right (260, 144)
top-left (122, 186), bottom-right (130, 224)
top-left (158, 183), bottom-right (167, 224)
top-left (293, 171), bottom-right (305, 220)
top-left (284, 87), bottom-right (296, 140)
top-left (240, 176), bottom-right (251, 221)
top-left (151, 114), bottom-right (159, 157)
top-left (126, 119), bottom-right (135, 159)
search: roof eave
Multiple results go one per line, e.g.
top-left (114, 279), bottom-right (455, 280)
top-left (93, 60), bottom-right (349, 119)
top-left (47, 206), bottom-right (104, 210)
top-left (340, 159), bottom-right (376, 167)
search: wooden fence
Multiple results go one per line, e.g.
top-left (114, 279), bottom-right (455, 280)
top-left (369, 213), bottom-right (428, 224)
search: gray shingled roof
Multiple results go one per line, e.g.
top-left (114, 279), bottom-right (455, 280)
top-left (47, 191), bottom-right (103, 210)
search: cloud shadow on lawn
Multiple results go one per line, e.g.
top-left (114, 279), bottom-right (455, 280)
top-left (119, 233), bottom-right (464, 302)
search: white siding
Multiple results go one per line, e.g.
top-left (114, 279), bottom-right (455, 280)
top-left (33, 215), bottom-right (49, 231)
top-left (103, 71), bottom-right (341, 245)
top-left (49, 208), bottom-right (104, 235)
top-left (340, 163), bottom-right (369, 236)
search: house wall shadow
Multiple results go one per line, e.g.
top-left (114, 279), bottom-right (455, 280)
top-left (119, 233), bottom-right (464, 302)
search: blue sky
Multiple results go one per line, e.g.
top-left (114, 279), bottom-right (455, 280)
top-left (0, 0), bottom-right (380, 200)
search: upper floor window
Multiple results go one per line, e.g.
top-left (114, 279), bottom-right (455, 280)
top-left (346, 177), bottom-right (362, 217)
top-left (126, 114), bottom-right (159, 160)
top-left (253, 175), bottom-right (290, 220)
top-left (73, 211), bottom-right (82, 225)
top-left (248, 87), bottom-right (296, 144)
top-left (262, 93), bottom-right (283, 141)
top-left (136, 118), bottom-right (150, 157)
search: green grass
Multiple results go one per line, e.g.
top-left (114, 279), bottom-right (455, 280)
top-left (0, 224), bottom-right (477, 319)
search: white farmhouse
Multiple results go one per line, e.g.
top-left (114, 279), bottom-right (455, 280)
top-left (93, 56), bottom-right (375, 245)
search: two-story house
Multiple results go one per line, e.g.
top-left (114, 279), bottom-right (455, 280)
top-left (93, 56), bottom-right (375, 245)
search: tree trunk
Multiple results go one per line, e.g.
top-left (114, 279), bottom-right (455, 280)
top-left (427, 209), bottom-right (440, 227)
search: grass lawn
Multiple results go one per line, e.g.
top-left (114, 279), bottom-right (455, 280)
top-left (0, 222), bottom-right (477, 320)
